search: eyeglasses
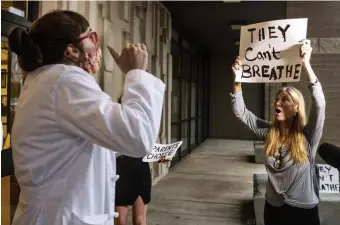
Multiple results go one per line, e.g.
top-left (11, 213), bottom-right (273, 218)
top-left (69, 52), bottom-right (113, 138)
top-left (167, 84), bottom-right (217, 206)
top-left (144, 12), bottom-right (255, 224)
top-left (78, 31), bottom-right (99, 45)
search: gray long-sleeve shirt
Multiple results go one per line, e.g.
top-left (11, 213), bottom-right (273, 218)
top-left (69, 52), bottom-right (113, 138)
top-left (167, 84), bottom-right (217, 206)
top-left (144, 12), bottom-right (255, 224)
top-left (230, 81), bottom-right (326, 209)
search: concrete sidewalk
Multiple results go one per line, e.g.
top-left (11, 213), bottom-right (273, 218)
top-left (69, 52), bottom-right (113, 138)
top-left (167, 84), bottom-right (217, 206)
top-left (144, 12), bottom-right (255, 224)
top-left (146, 139), bottom-right (267, 225)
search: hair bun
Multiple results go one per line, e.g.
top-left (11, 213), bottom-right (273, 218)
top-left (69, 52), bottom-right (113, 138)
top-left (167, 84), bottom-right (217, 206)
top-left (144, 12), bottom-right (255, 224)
top-left (8, 27), bottom-right (43, 72)
top-left (8, 27), bottom-right (29, 56)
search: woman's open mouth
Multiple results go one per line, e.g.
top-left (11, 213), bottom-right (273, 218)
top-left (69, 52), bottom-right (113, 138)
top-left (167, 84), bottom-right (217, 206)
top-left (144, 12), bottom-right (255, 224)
top-left (275, 108), bottom-right (282, 114)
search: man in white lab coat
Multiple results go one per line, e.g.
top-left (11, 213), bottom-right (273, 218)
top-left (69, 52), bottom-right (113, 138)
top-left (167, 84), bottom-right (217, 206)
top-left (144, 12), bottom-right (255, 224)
top-left (8, 10), bottom-right (165, 225)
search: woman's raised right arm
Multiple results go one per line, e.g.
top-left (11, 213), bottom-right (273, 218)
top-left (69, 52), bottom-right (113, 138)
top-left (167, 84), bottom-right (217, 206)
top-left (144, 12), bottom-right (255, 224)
top-left (231, 57), bottom-right (270, 140)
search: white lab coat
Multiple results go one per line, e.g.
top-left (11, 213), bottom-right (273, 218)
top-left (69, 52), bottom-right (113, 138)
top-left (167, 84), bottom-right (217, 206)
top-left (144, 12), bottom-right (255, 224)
top-left (11, 64), bottom-right (165, 225)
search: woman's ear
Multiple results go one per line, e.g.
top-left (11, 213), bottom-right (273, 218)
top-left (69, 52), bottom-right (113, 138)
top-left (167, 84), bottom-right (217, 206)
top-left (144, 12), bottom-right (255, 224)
top-left (65, 45), bottom-right (80, 61)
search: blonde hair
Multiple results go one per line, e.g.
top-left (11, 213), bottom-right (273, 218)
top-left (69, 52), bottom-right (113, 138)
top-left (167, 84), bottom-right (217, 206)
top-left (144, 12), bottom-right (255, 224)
top-left (264, 86), bottom-right (308, 164)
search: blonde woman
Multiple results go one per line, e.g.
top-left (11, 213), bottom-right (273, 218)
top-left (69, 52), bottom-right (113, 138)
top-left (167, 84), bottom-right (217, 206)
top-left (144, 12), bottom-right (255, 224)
top-left (230, 41), bottom-right (325, 225)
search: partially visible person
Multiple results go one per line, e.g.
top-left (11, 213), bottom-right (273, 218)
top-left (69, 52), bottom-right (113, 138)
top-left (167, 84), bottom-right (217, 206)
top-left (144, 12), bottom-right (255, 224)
top-left (318, 142), bottom-right (340, 171)
top-left (230, 40), bottom-right (325, 225)
top-left (114, 96), bottom-right (168, 225)
top-left (9, 10), bottom-right (165, 225)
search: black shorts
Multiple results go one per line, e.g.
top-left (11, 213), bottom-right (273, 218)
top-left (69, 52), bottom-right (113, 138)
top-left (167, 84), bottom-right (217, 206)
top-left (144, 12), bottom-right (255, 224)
top-left (115, 155), bottom-right (152, 206)
top-left (264, 201), bottom-right (320, 225)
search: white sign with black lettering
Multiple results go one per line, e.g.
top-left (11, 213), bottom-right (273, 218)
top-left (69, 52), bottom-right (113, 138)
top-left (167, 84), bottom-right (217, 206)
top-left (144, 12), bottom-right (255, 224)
top-left (142, 141), bottom-right (182, 162)
top-left (318, 164), bottom-right (340, 194)
top-left (236, 18), bottom-right (308, 83)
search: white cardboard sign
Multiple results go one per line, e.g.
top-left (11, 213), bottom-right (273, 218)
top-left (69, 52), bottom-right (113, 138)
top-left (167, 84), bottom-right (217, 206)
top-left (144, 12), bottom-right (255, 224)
top-left (318, 164), bottom-right (340, 194)
top-left (236, 18), bottom-right (308, 83)
top-left (142, 141), bottom-right (182, 162)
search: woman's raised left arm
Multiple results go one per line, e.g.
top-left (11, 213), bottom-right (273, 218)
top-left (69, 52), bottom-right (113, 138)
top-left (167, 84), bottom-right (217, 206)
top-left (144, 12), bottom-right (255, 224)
top-left (302, 40), bottom-right (326, 157)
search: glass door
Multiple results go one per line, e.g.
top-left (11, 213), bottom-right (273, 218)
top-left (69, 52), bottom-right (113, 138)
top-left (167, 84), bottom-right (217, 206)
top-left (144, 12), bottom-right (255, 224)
top-left (1, 4), bottom-right (36, 223)
top-left (1, 36), bottom-right (24, 225)
top-left (2, 38), bottom-right (12, 225)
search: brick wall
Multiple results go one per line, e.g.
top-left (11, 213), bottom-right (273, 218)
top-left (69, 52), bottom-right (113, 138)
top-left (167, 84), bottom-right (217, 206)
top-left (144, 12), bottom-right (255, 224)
top-left (285, 2), bottom-right (340, 147)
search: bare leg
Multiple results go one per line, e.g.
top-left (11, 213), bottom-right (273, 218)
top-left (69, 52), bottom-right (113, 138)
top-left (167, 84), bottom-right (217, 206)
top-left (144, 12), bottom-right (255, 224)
top-left (115, 206), bottom-right (129, 225)
top-left (132, 196), bottom-right (148, 225)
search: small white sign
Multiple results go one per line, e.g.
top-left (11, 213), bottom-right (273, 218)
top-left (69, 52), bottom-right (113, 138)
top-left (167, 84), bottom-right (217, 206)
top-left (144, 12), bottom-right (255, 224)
top-left (318, 164), bottom-right (340, 194)
top-left (142, 141), bottom-right (182, 162)
top-left (236, 18), bottom-right (308, 83)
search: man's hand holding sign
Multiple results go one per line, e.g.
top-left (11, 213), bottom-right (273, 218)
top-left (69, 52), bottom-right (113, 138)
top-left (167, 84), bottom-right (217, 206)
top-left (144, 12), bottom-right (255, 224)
top-left (235, 18), bottom-right (308, 83)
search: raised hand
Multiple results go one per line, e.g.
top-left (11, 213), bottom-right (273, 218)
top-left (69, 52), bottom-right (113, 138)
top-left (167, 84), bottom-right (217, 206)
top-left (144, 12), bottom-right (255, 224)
top-left (231, 56), bottom-right (242, 93)
top-left (300, 39), bottom-right (317, 83)
top-left (300, 39), bottom-right (312, 65)
top-left (107, 43), bottom-right (148, 74)
top-left (231, 56), bottom-right (242, 80)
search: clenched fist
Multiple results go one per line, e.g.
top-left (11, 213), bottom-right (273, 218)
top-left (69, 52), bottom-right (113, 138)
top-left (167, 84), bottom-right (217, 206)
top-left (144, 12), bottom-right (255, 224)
top-left (107, 43), bottom-right (148, 74)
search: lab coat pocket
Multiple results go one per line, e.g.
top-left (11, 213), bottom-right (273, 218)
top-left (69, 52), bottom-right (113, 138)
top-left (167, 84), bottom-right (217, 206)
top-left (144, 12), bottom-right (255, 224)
top-left (63, 207), bottom-right (111, 225)
top-left (73, 214), bottom-right (109, 225)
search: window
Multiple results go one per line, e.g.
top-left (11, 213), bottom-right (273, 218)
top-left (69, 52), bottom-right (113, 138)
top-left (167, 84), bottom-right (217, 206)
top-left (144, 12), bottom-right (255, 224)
top-left (1, 37), bottom-right (25, 225)
top-left (1, 5), bottom-right (38, 224)
top-left (170, 30), bottom-right (210, 166)
top-left (2, 40), bottom-right (10, 151)
top-left (2, 1), bottom-right (28, 18)
top-left (171, 79), bottom-right (180, 121)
